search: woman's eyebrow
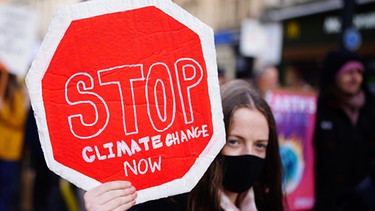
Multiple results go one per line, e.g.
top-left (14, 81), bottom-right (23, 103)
top-left (227, 134), bottom-right (244, 140)
top-left (256, 139), bottom-right (269, 144)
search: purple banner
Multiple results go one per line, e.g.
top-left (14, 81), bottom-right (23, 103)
top-left (266, 89), bottom-right (317, 211)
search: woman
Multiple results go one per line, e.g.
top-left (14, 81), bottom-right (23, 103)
top-left (84, 79), bottom-right (285, 211)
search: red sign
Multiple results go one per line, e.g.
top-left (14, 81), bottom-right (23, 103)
top-left (26, 0), bottom-right (224, 203)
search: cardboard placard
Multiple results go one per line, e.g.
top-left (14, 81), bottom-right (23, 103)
top-left (26, 0), bottom-right (225, 204)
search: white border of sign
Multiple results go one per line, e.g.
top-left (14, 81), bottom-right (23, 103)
top-left (26, 0), bottom-right (225, 204)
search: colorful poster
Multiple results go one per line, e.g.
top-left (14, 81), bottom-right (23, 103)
top-left (266, 89), bottom-right (317, 210)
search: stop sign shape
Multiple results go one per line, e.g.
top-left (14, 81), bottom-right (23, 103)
top-left (26, 0), bottom-right (225, 204)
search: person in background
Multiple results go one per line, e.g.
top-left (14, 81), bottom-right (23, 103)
top-left (283, 65), bottom-right (313, 91)
top-left (24, 107), bottom-right (86, 211)
top-left (313, 50), bottom-right (375, 211)
top-left (217, 66), bottom-right (227, 86)
top-left (84, 79), bottom-right (286, 211)
top-left (254, 64), bottom-right (280, 96)
top-left (23, 107), bottom-right (69, 211)
top-left (0, 62), bottom-right (29, 211)
top-left (365, 61), bottom-right (375, 96)
top-left (337, 158), bottom-right (375, 210)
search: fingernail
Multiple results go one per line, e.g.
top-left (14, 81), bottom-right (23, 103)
top-left (132, 191), bottom-right (138, 198)
top-left (130, 186), bottom-right (136, 192)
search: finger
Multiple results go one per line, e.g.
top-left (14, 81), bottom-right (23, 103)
top-left (91, 181), bottom-right (133, 197)
top-left (94, 185), bottom-right (137, 206)
top-left (106, 191), bottom-right (138, 211)
top-left (84, 181), bottom-right (134, 210)
top-left (84, 181), bottom-right (132, 203)
top-left (86, 190), bottom-right (137, 211)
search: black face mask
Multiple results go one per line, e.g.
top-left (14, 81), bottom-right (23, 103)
top-left (222, 155), bottom-right (265, 193)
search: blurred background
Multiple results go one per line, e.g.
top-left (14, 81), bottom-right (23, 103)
top-left (1, 0), bottom-right (374, 88)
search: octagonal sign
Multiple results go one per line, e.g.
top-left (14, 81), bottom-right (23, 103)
top-left (26, 0), bottom-right (225, 204)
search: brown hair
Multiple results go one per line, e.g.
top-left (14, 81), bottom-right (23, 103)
top-left (1, 72), bottom-right (24, 113)
top-left (187, 79), bottom-right (285, 211)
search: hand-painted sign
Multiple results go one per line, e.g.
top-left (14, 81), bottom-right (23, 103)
top-left (26, 0), bottom-right (225, 204)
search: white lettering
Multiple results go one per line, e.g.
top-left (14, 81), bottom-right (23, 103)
top-left (269, 94), bottom-right (316, 114)
top-left (151, 135), bottom-right (163, 149)
top-left (146, 63), bottom-right (175, 132)
top-left (130, 139), bottom-right (142, 154)
top-left (65, 72), bottom-right (110, 139)
top-left (175, 58), bottom-right (203, 124)
top-left (68, 58), bottom-right (204, 139)
top-left (98, 64), bottom-right (144, 135)
top-left (323, 10), bottom-right (375, 34)
top-left (117, 140), bottom-right (132, 157)
top-left (138, 136), bottom-right (151, 151)
top-left (165, 124), bottom-right (209, 147)
top-left (82, 146), bottom-right (95, 163)
top-left (95, 145), bottom-right (106, 160)
top-left (82, 135), bottom-right (162, 162)
top-left (124, 156), bottom-right (162, 177)
top-left (104, 142), bottom-right (115, 159)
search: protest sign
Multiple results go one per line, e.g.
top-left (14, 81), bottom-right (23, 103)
top-left (26, 0), bottom-right (225, 204)
top-left (266, 89), bottom-right (317, 210)
top-left (0, 4), bottom-right (38, 76)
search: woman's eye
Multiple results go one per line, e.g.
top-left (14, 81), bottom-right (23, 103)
top-left (256, 143), bottom-right (267, 150)
top-left (227, 139), bottom-right (239, 145)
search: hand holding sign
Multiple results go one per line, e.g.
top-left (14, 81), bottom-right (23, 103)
top-left (84, 181), bottom-right (137, 211)
top-left (26, 0), bottom-right (224, 204)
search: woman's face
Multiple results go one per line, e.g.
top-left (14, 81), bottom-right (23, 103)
top-left (222, 107), bottom-right (269, 158)
top-left (335, 68), bottom-right (363, 95)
